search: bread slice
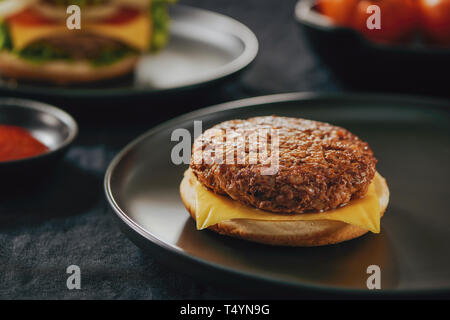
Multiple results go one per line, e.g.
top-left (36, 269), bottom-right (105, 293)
top-left (0, 52), bottom-right (139, 84)
top-left (180, 169), bottom-right (389, 247)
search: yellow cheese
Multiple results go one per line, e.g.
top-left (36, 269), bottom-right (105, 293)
top-left (9, 11), bottom-right (151, 51)
top-left (195, 173), bottom-right (383, 233)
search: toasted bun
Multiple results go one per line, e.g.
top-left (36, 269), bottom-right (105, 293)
top-left (180, 170), bottom-right (389, 247)
top-left (0, 52), bottom-right (139, 85)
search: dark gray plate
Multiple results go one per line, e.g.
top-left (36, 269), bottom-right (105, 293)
top-left (105, 93), bottom-right (450, 297)
top-left (0, 5), bottom-right (258, 99)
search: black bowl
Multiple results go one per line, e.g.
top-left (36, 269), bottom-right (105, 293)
top-left (295, 0), bottom-right (450, 96)
top-left (0, 98), bottom-right (78, 189)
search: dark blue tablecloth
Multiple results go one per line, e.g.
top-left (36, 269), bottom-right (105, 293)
top-left (0, 0), bottom-right (342, 299)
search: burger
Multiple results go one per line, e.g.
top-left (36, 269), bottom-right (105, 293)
top-left (0, 0), bottom-right (174, 84)
top-left (180, 116), bottom-right (390, 247)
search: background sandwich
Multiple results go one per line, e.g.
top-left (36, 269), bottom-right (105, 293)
top-left (0, 0), bottom-right (174, 84)
top-left (180, 116), bottom-right (390, 247)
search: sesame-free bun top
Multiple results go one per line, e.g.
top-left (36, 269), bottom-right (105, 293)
top-left (190, 116), bottom-right (377, 214)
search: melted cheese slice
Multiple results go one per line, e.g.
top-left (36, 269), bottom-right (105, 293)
top-left (194, 173), bottom-right (383, 233)
top-left (8, 11), bottom-right (151, 52)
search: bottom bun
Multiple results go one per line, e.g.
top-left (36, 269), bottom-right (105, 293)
top-left (0, 52), bottom-right (139, 84)
top-left (180, 170), bottom-right (389, 247)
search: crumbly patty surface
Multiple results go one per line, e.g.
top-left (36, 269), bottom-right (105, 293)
top-left (190, 116), bottom-right (377, 214)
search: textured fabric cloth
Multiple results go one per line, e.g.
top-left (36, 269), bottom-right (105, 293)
top-left (0, 0), bottom-right (340, 299)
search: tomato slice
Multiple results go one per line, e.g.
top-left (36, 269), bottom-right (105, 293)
top-left (7, 8), bottom-right (52, 26)
top-left (7, 7), bottom-right (140, 26)
top-left (103, 8), bottom-right (140, 25)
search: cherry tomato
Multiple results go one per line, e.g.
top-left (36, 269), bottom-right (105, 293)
top-left (317, 0), bottom-right (359, 27)
top-left (352, 0), bottom-right (418, 44)
top-left (419, 0), bottom-right (450, 46)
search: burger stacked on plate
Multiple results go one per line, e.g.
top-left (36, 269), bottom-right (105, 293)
top-left (180, 116), bottom-right (390, 247)
top-left (0, 0), bottom-right (174, 84)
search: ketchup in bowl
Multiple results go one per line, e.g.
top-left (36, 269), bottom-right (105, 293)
top-left (0, 125), bottom-right (49, 162)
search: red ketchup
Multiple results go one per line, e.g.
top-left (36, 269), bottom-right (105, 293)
top-left (0, 125), bottom-right (49, 162)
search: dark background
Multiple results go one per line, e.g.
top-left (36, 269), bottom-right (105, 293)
top-left (0, 0), bottom-right (441, 299)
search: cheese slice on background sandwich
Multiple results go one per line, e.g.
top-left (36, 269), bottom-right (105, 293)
top-left (0, 0), bottom-right (175, 84)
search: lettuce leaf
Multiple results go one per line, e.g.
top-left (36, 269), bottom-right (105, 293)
top-left (18, 42), bottom-right (135, 66)
top-left (0, 22), bottom-right (12, 51)
top-left (91, 46), bottom-right (135, 66)
top-left (19, 42), bottom-right (71, 62)
top-left (151, 0), bottom-right (176, 51)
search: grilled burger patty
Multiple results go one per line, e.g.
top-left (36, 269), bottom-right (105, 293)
top-left (20, 35), bottom-right (134, 63)
top-left (190, 116), bottom-right (377, 214)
